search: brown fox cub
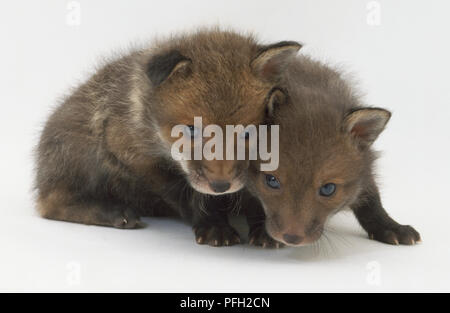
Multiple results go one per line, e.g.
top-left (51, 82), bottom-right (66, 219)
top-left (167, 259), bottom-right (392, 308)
top-left (244, 56), bottom-right (421, 248)
top-left (35, 29), bottom-right (301, 246)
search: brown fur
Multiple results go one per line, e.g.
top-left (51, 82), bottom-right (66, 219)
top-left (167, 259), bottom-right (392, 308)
top-left (35, 29), bottom-right (300, 246)
top-left (245, 56), bottom-right (421, 247)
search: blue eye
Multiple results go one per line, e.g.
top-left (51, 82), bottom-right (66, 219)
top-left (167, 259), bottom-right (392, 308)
top-left (239, 130), bottom-right (251, 140)
top-left (185, 125), bottom-right (200, 138)
top-left (319, 183), bottom-right (336, 197)
top-left (265, 174), bottom-right (281, 189)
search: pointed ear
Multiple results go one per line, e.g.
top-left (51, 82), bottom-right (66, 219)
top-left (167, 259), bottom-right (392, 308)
top-left (251, 41), bottom-right (302, 81)
top-left (146, 50), bottom-right (191, 86)
top-left (343, 108), bottom-right (391, 148)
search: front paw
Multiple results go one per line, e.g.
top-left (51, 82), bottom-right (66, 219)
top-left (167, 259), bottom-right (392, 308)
top-left (249, 225), bottom-right (284, 249)
top-left (111, 208), bottom-right (142, 229)
top-left (193, 224), bottom-right (241, 247)
top-left (369, 225), bottom-right (421, 245)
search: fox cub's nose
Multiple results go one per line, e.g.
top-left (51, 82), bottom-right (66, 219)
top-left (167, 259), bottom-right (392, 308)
top-left (283, 233), bottom-right (303, 245)
top-left (209, 181), bottom-right (231, 193)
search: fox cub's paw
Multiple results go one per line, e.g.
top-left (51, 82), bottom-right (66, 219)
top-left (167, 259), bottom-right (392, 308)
top-left (111, 208), bottom-right (142, 229)
top-left (249, 225), bottom-right (284, 249)
top-left (193, 224), bottom-right (241, 247)
top-left (369, 225), bottom-right (421, 246)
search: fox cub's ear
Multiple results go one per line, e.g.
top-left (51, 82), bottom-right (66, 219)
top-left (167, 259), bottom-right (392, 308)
top-left (266, 88), bottom-right (287, 117)
top-left (343, 108), bottom-right (391, 148)
top-left (251, 41), bottom-right (302, 81)
top-left (146, 50), bottom-right (191, 86)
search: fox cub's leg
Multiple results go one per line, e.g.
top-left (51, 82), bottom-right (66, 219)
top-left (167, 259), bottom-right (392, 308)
top-left (192, 196), bottom-right (240, 247)
top-left (243, 194), bottom-right (283, 249)
top-left (351, 179), bottom-right (421, 245)
top-left (193, 212), bottom-right (241, 247)
top-left (37, 189), bottom-right (141, 229)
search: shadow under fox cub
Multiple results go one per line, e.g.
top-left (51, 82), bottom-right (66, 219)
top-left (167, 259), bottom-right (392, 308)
top-left (35, 29), bottom-right (301, 246)
top-left (244, 56), bottom-right (421, 248)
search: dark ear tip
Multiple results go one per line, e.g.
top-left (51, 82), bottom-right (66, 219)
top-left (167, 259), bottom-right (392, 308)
top-left (277, 41), bottom-right (303, 50)
top-left (256, 41), bottom-right (303, 56)
top-left (290, 41), bottom-right (303, 50)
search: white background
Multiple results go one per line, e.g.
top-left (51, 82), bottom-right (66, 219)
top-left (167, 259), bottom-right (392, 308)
top-left (1, 0), bottom-right (449, 292)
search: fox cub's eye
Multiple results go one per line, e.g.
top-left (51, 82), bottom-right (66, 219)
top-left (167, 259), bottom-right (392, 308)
top-left (185, 125), bottom-right (200, 138)
top-left (239, 129), bottom-right (252, 140)
top-left (319, 183), bottom-right (336, 197)
top-left (265, 174), bottom-right (281, 189)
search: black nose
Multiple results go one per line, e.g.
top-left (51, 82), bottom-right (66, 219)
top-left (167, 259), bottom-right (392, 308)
top-left (209, 181), bottom-right (231, 193)
top-left (283, 234), bottom-right (303, 245)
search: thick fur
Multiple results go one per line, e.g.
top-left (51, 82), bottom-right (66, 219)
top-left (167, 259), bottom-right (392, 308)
top-left (245, 56), bottom-right (421, 247)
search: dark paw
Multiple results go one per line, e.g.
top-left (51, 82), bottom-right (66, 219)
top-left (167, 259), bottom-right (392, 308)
top-left (369, 225), bottom-right (421, 245)
top-left (193, 224), bottom-right (241, 247)
top-left (249, 225), bottom-right (284, 249)
top-left (111, 208), bottom-right (142, 229)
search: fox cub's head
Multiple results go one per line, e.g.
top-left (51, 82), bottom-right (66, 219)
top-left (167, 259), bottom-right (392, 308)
top-left (143, 31), bottom-right (301, 195)
top-left (250, 106), bottom-right (391, 246)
